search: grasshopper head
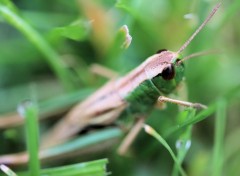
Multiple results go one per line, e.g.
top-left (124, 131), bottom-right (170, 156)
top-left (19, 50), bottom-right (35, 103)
top-left (145, 50), bottom-right (184, 94)
top-left (145, 3), bottom-right (221, 94)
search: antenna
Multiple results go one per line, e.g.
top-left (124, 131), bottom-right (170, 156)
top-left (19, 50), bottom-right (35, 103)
top-left (177, 49), bottom-right (221, 64)
top-left (177, 3), bottom-right (221, 54)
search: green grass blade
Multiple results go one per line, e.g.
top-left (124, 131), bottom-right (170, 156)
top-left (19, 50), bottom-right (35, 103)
top-left (40, 159), bottom-right (108, 176)
top-left (172, 109), bottom-right (196, 176)
top-left (42, 128), bottom-right (122, 159)
top-left (144, 125), bottom-right (187, 176)
top-left (17, 101), bottom-right (40, 176)
top-left (0, 165), bottom-right (17, 176)
top-left (164, 105), bottom-right (216, 138)
top-left (0, 0), bottom-right (76, 90)
top-left (17, 159), bottom-right (109, 176)
top-left (212, 99), bottom-right (227, 176)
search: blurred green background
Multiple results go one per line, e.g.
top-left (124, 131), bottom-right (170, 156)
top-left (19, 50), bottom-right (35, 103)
top-left (0, 0), bottom-right (240, 175)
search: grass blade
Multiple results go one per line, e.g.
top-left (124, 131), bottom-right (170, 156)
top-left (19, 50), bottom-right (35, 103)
top-left (144, 124), bottom-right (187, 176)
top-left (172, 109), bottom-right (195, 176)
top-left (164, 105), bottom-right (216, 138)
top-left (42, 127), bottom-right (122, 159)
top-left (17, 101), bottom-right (40, 176)
top-left (39, 159), bottom-right (108, 176)
top-left (0, 165), bottom-right (17, 176)
top-left (16, 159), bottom-right (109, 176)
top-left (212, 99), bottom-right (227, 176)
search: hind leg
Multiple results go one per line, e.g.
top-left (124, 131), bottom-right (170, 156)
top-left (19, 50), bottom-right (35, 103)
top-left (118, 116), bottom-right (146, 155)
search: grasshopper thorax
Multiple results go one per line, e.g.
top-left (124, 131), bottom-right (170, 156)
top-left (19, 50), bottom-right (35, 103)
top-left (145, 50), bottom-right (185, 94)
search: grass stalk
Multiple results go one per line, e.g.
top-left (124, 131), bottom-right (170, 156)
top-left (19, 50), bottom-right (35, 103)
top-left (212, 99), bottom-right (227, 176)
top-left (0, 165), bottom-right (17, 176)
top-left (144, 124), bottom-right (187, 176)
top-left (18, 101), bottom-right (40, 176)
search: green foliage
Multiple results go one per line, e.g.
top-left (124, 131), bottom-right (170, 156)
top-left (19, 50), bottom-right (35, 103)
top-left (50, 19), bottom-right (91, 41)
top-left (14, 159), bottom-right (109, 176)
top-left (37, 159), bottom-right (109, 176)
top-left (144, 124), bottom-right (187, 176)
top-left (0, 0), bottom-right (77, 90)
top-left (0, 0), bottom-right (240, 176)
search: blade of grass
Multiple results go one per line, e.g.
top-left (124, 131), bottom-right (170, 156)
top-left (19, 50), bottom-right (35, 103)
top-left (0, 0), bottom-right (77, 90)
top-left (212, 99), bottom-right (227, 176)
top-left (165, 85), bottom-right (240, 139)
top-left (17, 101), bottom-right (40, 176)
top-left (0, 165), bottom-right (17, 176)
top-left (172, 109), bottom-right (196, 176)
top-left (17, 159), bottom-right (109, 176)
top-left (164, 104), bottom-right (216, 138)
top-left (144, 124), bottom-right (187, 176)
top-left (42, 127), bottom-right (122, 159)
top-left (0, 128), bottom-right (121, 165)
top-left (39, 159), bottom-right (108, 176)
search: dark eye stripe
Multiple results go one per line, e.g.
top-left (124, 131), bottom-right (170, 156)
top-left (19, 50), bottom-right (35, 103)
top-left (152, 64), bottom-right (175, 80)
top-left (161, 64), bottom-right (175, 80)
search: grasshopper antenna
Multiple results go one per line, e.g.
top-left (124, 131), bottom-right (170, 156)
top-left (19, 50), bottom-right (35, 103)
top-left (177, 2), bottom-right (221, 54)
top-left (177, 49), bottom-right (221, 64)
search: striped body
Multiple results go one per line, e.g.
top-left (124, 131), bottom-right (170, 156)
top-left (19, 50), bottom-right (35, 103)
top-left (42, 50), bottom-right (184, 147)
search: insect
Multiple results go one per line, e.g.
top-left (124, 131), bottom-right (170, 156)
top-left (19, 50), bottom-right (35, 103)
top-left (42, 3), bottom-right (221, 149)
top-left (0, 3), bottom-right (221, 164)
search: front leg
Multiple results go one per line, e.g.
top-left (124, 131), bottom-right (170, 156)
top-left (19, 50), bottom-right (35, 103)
top-left (158, 96), bottom-right (207, 109)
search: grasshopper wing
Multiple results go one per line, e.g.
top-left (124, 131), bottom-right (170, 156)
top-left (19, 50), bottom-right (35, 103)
top-left (42, 80), bottom-right (126, 148)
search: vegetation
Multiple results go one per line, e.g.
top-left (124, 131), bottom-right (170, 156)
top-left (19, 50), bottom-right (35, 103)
top-left (0, 0), bottom-right (240, 175)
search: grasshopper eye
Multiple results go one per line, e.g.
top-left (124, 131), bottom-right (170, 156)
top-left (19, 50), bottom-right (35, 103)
top-left (156, 49), bottom-right (167, 54)
top-left (162, 64), bottom-right (175, 80)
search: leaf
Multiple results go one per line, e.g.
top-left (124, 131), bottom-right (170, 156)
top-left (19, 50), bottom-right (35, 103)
top-left (50, 19), bottom-right (91, 41)
top-left (144, 124), bottom-right (187, 176)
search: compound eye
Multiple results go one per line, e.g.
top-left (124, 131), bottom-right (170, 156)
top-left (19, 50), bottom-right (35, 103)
top-left (162, 64), bottom-right (175, 80)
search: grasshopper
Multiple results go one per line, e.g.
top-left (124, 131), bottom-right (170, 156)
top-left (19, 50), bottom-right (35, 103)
top-left (42, 3), bottom-right (221, 151)
top-left (0, 3), bottom-right (221, 164)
